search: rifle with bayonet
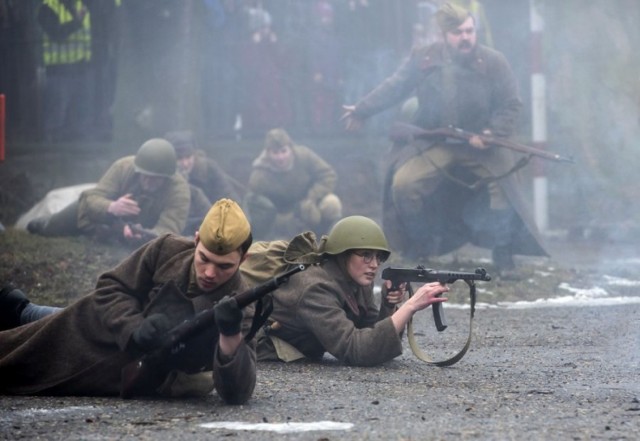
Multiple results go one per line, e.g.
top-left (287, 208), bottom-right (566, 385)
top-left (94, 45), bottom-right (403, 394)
top-left (120, 264), bottom-right (307, 398)
top-left (381, 266), bottom-right (491, 366)
top-left (390, 122), bottom-right (574, 163)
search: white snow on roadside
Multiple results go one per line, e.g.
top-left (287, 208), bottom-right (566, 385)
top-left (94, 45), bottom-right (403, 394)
top-left (376, 274), bottom-right (640, 309)
top-left (14, 406), bottom-right (97, 417)
top-left (199, 421), bottom-right (354, 433)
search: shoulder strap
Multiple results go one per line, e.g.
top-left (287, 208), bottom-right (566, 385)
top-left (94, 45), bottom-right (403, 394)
top-left (406, 281), bottom-right (477, 367)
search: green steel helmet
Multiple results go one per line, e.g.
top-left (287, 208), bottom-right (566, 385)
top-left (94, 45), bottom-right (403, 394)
top-left (322, 215), bottom-right (391, 256)
top-left (134, 138), bottom-right (177, 177)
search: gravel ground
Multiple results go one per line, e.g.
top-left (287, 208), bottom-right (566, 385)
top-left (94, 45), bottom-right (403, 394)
top-left (1, 305), bottom-right (638, 441)
top-left (1, 237), bottom-right (639, 441)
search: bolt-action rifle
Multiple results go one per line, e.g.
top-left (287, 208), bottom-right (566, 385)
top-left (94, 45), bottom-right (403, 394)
top-left (120, 264), bottom-right (307, 398)
top-left (390, 122), bottom-right (574, 163)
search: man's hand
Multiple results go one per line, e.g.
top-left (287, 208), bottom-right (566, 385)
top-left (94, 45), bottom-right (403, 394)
top-left (215, 297), bottom-right (244, 357)
top-left (341, 105), bottom-right (364, 131)
top-left (214, 296), bottom-right (243, 337)
top-left (132, 313), bottom-right (172, 351)
top-left (468, 130), bottom-right (492, 150)
top-left (108, 193), bottom-right (141, 217)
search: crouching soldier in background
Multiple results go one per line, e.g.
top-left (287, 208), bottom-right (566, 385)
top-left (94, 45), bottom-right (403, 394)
top-left (243, 128), bottom-right (342, 241)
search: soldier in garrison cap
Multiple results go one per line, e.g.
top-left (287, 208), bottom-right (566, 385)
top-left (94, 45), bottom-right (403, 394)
top-left (343, 1), bottom-right (547, 280)
top-left (26, 138), bottom-right (191, 248)
top-left (0, 199), bottom-right (258, 403)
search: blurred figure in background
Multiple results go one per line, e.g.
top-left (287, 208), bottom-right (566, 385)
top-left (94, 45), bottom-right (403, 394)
top-left (244, 128), bottom-right (342, 241)
top-left (37, 0), bottom-right (93, 142)
top-left (84, 0), bottom-right (122, 141)
top-left (237, 6), bottom-right (292, 136)
top-left (342, 2), bottom-right (546, 278)
top-left (306, 0), bottom-right (343, 135)
top-left (164, 130), bottom-right (243, 235)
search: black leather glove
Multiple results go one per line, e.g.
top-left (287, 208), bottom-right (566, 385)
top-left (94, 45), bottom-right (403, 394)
top-left (214, 296), bottom-right (243, 336)
top-left (131, 313), bottom-right (172, 351)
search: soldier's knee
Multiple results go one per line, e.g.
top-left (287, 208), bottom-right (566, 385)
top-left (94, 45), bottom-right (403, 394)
top-left (318, 194), bottom-right (342, 222)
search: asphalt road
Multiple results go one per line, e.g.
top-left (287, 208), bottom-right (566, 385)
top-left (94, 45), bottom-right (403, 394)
top-left (1, 304), bottom-right (638, 440)
top-left (2, 238), bottom-right (639, 441)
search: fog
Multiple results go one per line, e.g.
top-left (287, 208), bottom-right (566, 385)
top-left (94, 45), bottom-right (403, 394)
top-left (1, 0), bottom-right (639, 243)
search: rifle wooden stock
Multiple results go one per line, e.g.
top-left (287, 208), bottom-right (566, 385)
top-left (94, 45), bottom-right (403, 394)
top-left (390, 122), bottom-right (574, 163)
top-left (120, 264), bottom-right (307, 398)
top-left (381, 266), bottom-right (491, 332)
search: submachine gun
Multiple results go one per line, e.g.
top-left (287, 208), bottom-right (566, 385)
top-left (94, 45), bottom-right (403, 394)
top-left (381, 265), bottom-right (491, 366)
top-left (120, 264), bottom-right (307, 398)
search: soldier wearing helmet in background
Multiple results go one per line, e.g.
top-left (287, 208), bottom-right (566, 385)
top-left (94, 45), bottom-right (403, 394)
top-left (27, 138), bottom-right (190, 246)
top-left (244, 128), bottom-right (342, 241)
top-left (255, 215), bottom-right (449, 366)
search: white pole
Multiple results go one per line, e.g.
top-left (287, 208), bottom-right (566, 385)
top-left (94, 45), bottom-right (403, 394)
top-left (530, 0), bottom-right (548, 232)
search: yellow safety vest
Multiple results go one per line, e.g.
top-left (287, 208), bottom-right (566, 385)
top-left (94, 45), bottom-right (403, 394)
top-left (42, 0), bottom-right (91, 65)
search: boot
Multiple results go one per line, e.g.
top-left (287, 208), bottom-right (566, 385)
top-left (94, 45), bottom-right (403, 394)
top-left (0, 283), bottom-right (30, 331)
top-left (492, 245), bottom-right (519, 280)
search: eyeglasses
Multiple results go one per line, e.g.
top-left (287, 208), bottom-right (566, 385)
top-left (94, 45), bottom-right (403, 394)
top-left (352, 250), bottom-right (389, 265)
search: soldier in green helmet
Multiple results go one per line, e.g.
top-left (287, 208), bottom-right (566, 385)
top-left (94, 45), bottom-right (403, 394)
top-left (27, 138), bottom-right (190, 247)
top-left (255, 215), bottom-right (449, 366)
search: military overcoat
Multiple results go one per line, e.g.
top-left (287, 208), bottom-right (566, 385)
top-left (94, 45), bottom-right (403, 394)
top-left (257, 258), bottom-right (402, 367)
top-left (0, 234), bottom-right (256, 403)
top-left (354, 42), bottom-right (547, 256)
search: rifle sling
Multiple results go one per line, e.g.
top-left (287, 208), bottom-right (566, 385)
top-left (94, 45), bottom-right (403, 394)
top-left (406, 280), bottom-right (477, 367)
top-left (422, 144), bottom-right (532, 190)
top-left (244, 297), bottom-right (273, 342)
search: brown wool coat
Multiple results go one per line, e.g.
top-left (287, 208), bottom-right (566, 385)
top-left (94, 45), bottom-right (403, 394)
top-left (258, 258), bottom-right (402, 367)
top-left (248, 144), bottom-right (337, 213)
top-left (78, 156), bottom-right (190, 235)
top-left (354, 42), bottom-right (546, 257)
top-left (0, 234), bottom-right (256, 402)
top-left (189, 150), bottom-right (243, 203)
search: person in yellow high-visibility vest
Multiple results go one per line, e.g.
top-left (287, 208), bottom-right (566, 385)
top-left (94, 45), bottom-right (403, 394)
top-left (37, 0), bottom-right (93, 142)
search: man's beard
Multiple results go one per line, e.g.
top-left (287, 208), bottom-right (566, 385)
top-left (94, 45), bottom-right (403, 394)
top-left (452, 41), bottom-right (476, 64)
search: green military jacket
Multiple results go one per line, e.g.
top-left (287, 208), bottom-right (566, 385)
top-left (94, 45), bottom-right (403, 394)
top-left (78, 156), bottom-right (190, 235)
top-left (248, 144), bottom-right (337, 213)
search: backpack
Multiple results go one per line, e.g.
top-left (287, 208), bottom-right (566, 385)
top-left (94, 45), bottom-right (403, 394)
top-left (240, 231), bottom-right (322, 340)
